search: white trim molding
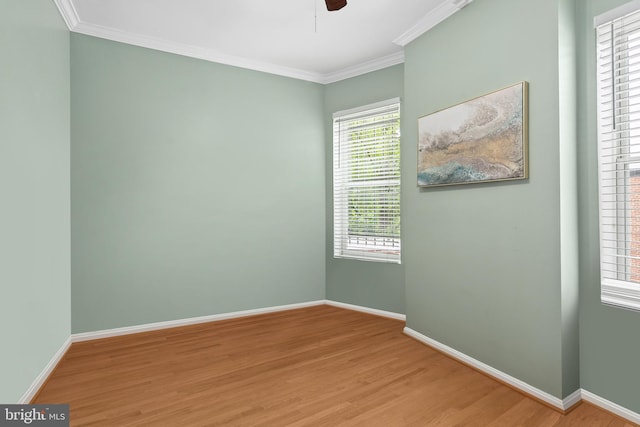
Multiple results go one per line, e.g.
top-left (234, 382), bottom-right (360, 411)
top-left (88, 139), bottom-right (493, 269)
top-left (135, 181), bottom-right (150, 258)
top-left (50, 2), bottom-right (399, 85)
top-left (404, 326), bottom-right (640, 424)
top-left (602, 279), bottom-right (640, 312)
top-left (72, 301), bottom-right (326, 342)
top-left (324, 300), bottom-right (406, 321)
top-left (19, 337), bottom-right (72, 404)
top-left (563, 389), bottom-right (583, 410)
top-left (17, 302), bottom-right (640, 425)
top-left (594, 0), bottom-right (640, 27)
top-left (71, 22), bottom-right (327, 84)
top-left (51, 0), bottom-right (79, 29)
top-left (71, 300), bottom-right (406, 342)
top-left (582, 390), bottom-right (640, 424)
top-left (69, 22), bottom-right (403, 84)
top-left (72, 300), bottom-right (404, 343)
top-left (393, 0), bottom-right (473, 47)
top-left (321, 51), bottom-right (405, 85)
top-left (51, 0), bottom-right (465, 83)
top-left (403, 327), bottom-right (577, 412)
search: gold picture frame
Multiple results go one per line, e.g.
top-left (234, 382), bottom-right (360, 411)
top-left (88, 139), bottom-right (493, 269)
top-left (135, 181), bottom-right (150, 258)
top-left (417, 82), bottom-right (529, 187)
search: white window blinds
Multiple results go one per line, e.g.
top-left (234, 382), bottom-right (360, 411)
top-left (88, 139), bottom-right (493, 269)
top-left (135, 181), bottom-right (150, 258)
top-left (596, 3), bottom-right (640, 310)
top-left (333, 98), bottom-right (401, 264)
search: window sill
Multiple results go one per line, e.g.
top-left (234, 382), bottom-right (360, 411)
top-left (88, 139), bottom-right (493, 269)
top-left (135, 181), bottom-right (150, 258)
top-left (602, 279), bottom-right (640, 312)
top-left (334, 253), bottom-right (401, 265)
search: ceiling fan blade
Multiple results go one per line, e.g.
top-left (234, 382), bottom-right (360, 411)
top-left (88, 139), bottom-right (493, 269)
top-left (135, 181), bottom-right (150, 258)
top-left (325, 0), bottom-right (347, 11)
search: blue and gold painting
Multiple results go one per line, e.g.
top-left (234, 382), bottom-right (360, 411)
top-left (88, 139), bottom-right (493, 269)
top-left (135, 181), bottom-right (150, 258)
top-left (417, 82), bottom-right (528, 187)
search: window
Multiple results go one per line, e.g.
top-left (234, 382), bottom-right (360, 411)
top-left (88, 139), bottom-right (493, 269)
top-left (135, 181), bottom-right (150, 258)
top-left (332, 98), bottom-right (401, 263)
top-left (596, 2), bottom-right (640, 310)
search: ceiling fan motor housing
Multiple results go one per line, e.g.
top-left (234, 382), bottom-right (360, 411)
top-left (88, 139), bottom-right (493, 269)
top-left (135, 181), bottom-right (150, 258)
top-left (325, 0), bottom-right (347, 11)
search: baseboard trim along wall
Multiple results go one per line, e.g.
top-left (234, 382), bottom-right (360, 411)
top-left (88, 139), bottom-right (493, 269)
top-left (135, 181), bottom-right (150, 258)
top-left (18, 301), bottom-right (640, 425)
top-left (581, 389), bottom-right (640, 425)
top-left (71, 300), bottom-right (404, 342)
top-left (563, 389), bottom-right (583, 412)
top-left (403, 326), bottom-right (640, 423)
top-left (72, 300), bottom-right (326, 342)
top-left (404, 327), bottom-right (580, 412)
top-left (19, 337), bottom-right (72, 404)
top-left (324, 300), bottom-right (407, 321)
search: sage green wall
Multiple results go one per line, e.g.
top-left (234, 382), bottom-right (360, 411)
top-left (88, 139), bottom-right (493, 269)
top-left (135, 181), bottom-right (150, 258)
top-left (577, 0), bottom-right (640, 413)
top-left (324, 65), bottom-right (405, 314)
top-left (402, 0), bottom-right (578, 398)
top-left (71, 34), bottom-right (325, 333)
top-left (0, 0), bottom-right (70, 402)
top-left (558, 0), bottom-right (580, 397)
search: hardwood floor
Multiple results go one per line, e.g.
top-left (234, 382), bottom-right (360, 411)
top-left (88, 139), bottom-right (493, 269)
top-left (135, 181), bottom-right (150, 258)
top-left (34, 306), bottom-right (635, 426)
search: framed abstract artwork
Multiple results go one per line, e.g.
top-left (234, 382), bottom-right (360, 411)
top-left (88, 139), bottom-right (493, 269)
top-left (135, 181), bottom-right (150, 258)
top-left (417, 82), bottom-right (529, 187)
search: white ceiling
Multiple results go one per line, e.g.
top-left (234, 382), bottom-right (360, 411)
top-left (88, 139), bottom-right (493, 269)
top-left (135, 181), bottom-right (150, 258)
top-left (53, 0), bottom-right (472, 83)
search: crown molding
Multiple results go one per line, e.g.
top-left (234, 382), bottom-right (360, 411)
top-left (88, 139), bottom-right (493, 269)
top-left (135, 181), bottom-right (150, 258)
top-left (52, 0), bottom-right (470, 84)
top-left (71, 22), bottom-right (327, 83)
top-left (321, 51), bottom-right (405, 85)
top-left (393, 0), bottom-right (473, 47)
top-left (71, 21), bottom-right (403, 84)
top-left (52, 0), bottom-right (79, 29)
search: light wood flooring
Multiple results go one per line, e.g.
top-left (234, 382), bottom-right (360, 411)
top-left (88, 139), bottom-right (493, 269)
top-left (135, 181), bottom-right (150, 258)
top-left (34, 305), bottom-right (636, 426)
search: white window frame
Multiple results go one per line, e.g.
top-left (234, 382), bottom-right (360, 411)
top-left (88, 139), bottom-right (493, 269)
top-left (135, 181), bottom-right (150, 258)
top-left (332, 98), bottom-right (401, 264)
top-left (596, 1), bottom-right (640, 311)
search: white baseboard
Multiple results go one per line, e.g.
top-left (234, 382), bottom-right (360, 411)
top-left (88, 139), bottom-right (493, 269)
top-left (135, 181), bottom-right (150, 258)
top-left (20, 302), bottom-right (640, 426)
top-left (404, 326), bottom-right (640, 423)
top-left (72, 300), bottom-right (326, 342)
top-left (22, 300), bottom-right (400, 402)
top-left (72, 300), bottom-right (403, 342)
top-left (22, 302), bottom-right (325, 402)
top-left (563, 389), bottom-right (583, 410)
top-left (19, 336), bottom-right (72, 404)
top-left (403, 327), bottom-right (576, 412)
top-left (324, 300), bottom-right (406, 321)
top-left (582, 389), bottom-right (640, 424)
